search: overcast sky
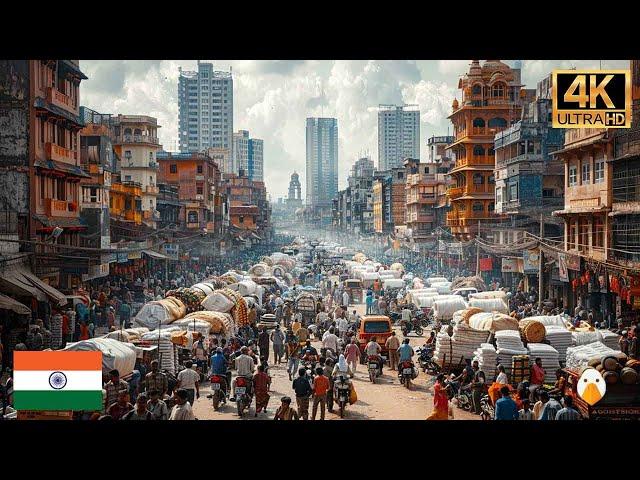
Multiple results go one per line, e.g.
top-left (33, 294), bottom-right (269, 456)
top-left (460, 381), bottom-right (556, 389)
top-left (80, 59), bottom-right (628, 199)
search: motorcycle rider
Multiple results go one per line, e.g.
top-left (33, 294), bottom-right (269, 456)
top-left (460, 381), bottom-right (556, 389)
top-left (449, 358), bottom-right (475, 395)
top-left (425, 331), bottom-right (436, 346)
top-left (365, 336), bottom-right (384, 376)
top-left (400, 305), bottom-right (412, 329)
top-left (230, 347), bottom-right (255, 402)
top-left (301, 340), bottom-right (319, 370)
top-left (210, 347), bottom-right (230, 394)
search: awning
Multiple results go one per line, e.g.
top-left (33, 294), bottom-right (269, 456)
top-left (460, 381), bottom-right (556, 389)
top-left (142, 249), bottom-right (169, 260)
top-left (0, 265), bottom-right (67, 306)
top-left (553, 206), bottom-right (610, 216)
top-left (0, 293), bottom-right (31, 315)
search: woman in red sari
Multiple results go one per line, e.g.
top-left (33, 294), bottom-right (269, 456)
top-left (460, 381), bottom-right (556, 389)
top-left (427, 374), bottom-right (449, 420)
top-left (253, 364), bottom-right (271, 417)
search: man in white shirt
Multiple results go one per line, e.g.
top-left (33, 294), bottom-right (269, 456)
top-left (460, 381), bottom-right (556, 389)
top-left (322, 327), bottom-right (339, 355)
top-left (231, 347), bottom-right (255, 401)
top-left (342, 291), bottom-right (350, 308)
top-left (336, 315), bottom-right (349, 340)
top-left (400, 307), bottom-right (412, 329)
top-left (169, 389), bottom-right (195, 420)
top-left (176, 360), bottom-right (200, 405)
top-left (365, 337), bottom-right (383, 375)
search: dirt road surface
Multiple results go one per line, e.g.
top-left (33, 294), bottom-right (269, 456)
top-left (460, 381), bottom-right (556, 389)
top-left (192, 302), bottom-right (479, 421)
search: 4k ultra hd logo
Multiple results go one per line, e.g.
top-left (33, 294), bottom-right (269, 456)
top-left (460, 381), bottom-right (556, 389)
top-left (552, 70), bottom-right (631, 128)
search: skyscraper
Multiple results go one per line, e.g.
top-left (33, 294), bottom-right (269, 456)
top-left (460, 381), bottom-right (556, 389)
top-left (306, 117), bottom-right (338, 212)
top-left (178, 62), bottom-right (233, 155)
top-left (378, 104), bottom-right (420, 170)
top-left (233, 130), bottom-right (264, 181)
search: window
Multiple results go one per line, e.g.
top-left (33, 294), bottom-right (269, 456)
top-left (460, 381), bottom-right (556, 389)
top-left (472, 202), bottom-right (484, 212)
top-left (472, 84), bottom-right (482, 95)
top-left (472, 117), bottom-right (485, 128)
top-left (568, 166), bottom-right (578, 186)
top-left (473, 145), bottom-right (485, 156)
top-left (542, 189), bottom-right (554, 198)
top-left (40, 176), bottom-right (45, 199)
top-left (568, 220), bottom-right (577, 250)
top-left (473, 173), bottom-right (484, 184)
top-left (56, 179), bottom-right (65, 200)
top-left (40, 118), bottom-right (45, 144)
top-left (239, 215), bottom-right (244, 224)
top-left (170, 164), bottom-right (177, 174)
top-left (594, 159), bottom-right (605, 183)
top-left (488, 117), bottom-right (507, 129)
top-left (581, 162), bottom-right (591, 184)
top-left (488, 202), bottom-right (495, 212)
top-left (197, 186), bottom-right (203, 195)
top-left (197, 165), bottom-right (203, 174)
top-left (488, 174), bottom-right (495, 184)
top-left (188, 211), bottom-right (198, 223)
top-left (492, 83), bottom-right (505, 97)
top-left (593, 217), bottom-right (604, 249)
top-left (509, 183), bottom-right (518, 201)
top-left (124, 175), bottom-right (131, 182)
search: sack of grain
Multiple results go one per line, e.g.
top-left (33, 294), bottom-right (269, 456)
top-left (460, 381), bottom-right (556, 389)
top-left (468, 298), bottom-right (509, 314)
top-left (469, 312), bottom-right (519, 332)
top-left (201, 291), bottom-right (235, 313)
top-left (238, 280), bottom-right (258, 296)
top-left (469, 291), bottom-right (508, 301)
top-left (461, 307), bottom-right (483, 324)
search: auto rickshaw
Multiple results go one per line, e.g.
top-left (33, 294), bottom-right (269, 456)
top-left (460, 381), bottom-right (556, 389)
top-left (344, 278), bottom-right (363, 304)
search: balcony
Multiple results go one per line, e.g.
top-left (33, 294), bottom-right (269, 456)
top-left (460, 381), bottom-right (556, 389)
top-left (115, 134), bottom-right (160, 145)
top-left (46, 142), bottom-right (77, 164)
top-left (145, 185), bottom-right (159, 194)
top-left (454, 155), bottom-right (494, 169)
top-left (46, 87), bottom-right (76, 115)
top-left (46, 198), bottom-right (76, 218)
top-left (448, 186), bottom-right (464, 199)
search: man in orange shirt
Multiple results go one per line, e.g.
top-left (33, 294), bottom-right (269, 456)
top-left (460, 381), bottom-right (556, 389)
top-left (529, 357), bottom-right (546, 401)
top-left (312, 367), bottom-right (330, 420)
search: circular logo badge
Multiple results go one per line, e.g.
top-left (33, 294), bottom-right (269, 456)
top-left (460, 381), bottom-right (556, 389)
top-left (49, 371), bottom-right (67, 390)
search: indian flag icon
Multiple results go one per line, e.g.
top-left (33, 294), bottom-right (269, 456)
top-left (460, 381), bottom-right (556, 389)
top-left (13, 351), bottom-right (103, 411)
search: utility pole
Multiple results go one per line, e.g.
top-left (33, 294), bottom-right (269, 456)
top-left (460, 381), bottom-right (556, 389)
top-left (538, 212), bottom-right (544, 310)
top-left (476, 220), bottom-right (481, 277)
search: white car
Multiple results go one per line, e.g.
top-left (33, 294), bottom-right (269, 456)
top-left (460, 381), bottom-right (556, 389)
top-left (451, 288), bottom-right (479, 300)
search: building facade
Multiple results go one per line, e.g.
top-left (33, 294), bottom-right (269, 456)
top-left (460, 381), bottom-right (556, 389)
top-left (404, 159), bottom-right (448, 242)
top-left (111, 114), bottom-right (162, 228)
top-left (378, 104), bottom-right (420, 171)
top-left (233, 130), bottom-right (264, 181)
top-left (447, 60), bottom-right (525, 239)
top-left (178, 62), bottom-right (233, 154)
top-left (306, 117), bottom-right (338, 224)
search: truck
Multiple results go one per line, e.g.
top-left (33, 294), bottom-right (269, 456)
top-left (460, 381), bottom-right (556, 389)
top-left (562, 367), bottom-right (640, 420)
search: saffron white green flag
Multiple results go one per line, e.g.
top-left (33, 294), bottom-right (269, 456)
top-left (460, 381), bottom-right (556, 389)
top-left (13, 351), bottom-right (103, 411)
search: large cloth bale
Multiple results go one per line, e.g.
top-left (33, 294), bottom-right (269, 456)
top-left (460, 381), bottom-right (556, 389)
top-left (433, 297), bottom-right (468, 321)
top-left (468, 298), bottom-right (509, 314)
top-left (469, 291), bottom-right (507, 301)
top-left (519, 319), bottom-right (546, 343)
top-left (469, 312), bottom-right (519, 332)
top-left (63, 338), bottom-right (137, 378)
top-left (201, 291), bottom-right (235, 313)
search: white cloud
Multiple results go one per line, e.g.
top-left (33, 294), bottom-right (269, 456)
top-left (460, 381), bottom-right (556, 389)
top-left (80, 59), bottom-right (629, 199)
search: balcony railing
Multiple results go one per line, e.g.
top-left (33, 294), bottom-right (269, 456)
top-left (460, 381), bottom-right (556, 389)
top-left (448, 186), bottom-right (464, 199)
top-left (124, 210), bottom-right (142, 223)
top-left (454, 155), bottom-right (495, 169)
top-left (46, 198), bottom-right (76, 218)
top-left (46, 142), bottom-right (77, 163)
top-left (47, 87), bottom-right (77, 114)
top-left (115, 134), bottom-right (160, 145)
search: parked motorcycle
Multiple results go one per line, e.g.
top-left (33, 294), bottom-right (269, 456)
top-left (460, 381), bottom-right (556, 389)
top-left (235, 376), bottom-right (254, 417)
top-left (416, 345), bottom-right (440, 375)
top-left (399, 360), bottom-right (416, 389)
top-left (209, 374), bottom-right (228, 411)
top-left (334, 374), bottom-right (351, 418)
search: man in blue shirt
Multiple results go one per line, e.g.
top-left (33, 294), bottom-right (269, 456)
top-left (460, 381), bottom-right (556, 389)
top-left (398, 338), bottom-right (414, 363)
top-left (494, 386), bottom-right (518, 420)
top-left (210, 347), bottom-right (229, 390)
top-left (539, 393), bottom-right (563, 420)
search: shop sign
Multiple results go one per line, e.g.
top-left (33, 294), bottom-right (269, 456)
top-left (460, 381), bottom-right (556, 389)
top-left (566, 253), bottom-right (581, 271)
top-left (522, 249), bottom-right (540, 274)
top-left (117, 252), bottom-right (129, 263)
top-left (162, 243), bottom-right (179, 259)
top-left (479, 257), bottom-right (493, 272)
top-left (558, 253), bottom-right (569, 282)
top-left (127, 250), bottom-right (142, 260)
top-left (502, 257), bottom-right (523, 273)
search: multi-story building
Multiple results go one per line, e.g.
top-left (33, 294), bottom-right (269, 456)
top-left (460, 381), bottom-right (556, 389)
top-left (347, 157), bottom-right (375, 235)
top-left (156, 183), bottom-right (182, 230)
top-left (404, 159), bottom-right (448, 242)
top-left (373, 167), bottom-right (407, 235)
top-left (0, 60), bottom-right (90, 290)
top-left (494, 75), bottom-right (564, 244)
top-left (157, 151), bottom-right (220, 232)
top-left (111, 114), bottom-right (162, 228)
top-left (286, 171), bottom-right (303, 216)
top-left (205, 147), bottom-right (232, 175)
top-left (446, 60), bottom-right (525, 239)
top-left (233, 130), bottom-right (264, 181)
top-left (428, 136), bottom-right (455, 229)
top-left (223, 172), bottom-right (270, 243)
top-left (378, 104), bottom-right (420, 171)
top-left (306, 117), bottom-right (338, 224)
top-left (178, 62), bottom-right (233, 154)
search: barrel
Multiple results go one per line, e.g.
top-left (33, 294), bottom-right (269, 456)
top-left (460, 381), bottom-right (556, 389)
top-left (602, 355), bottom-right (620, 372)
top-left (603, 370), bottom-right (619, 385)
top-left (620, 367), bottom-right (638, 385)
top-left (588, 358), bottom-right (601, 368)
top-left (625, 359), bottom-right (640, 372)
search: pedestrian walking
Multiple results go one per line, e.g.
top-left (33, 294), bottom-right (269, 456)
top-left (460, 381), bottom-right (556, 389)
top-left (385, 331), bottom-right (400, 370)
top-left (344, 339), bottom-right (360, 376)
top-left (292, 367), bottom-right (313, 420)
top-left (311, 367), bottom-right (329, 420)
top-left (253, 364), bottom-right (271, 416)
top-left (176, 360), bottom-right (200, 405)
top-left (274, 396), bottom-right (299, 420)
top-left (270, 325), bottom-right (285, 364)
top-left (258, 327), bottom-right (270, 363)
top-left (286, 333), bottom-right (301, 381)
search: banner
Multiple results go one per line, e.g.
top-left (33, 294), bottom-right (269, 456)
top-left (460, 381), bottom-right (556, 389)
top-left (523, 249), bottom-right (540, 274)
top-left (502, 257), bottom-right (523, 273)
top-left (558, 253), bottom-right (569, 282)
top-left (566, 253), bottom-right (581, 271)
top-left (479, 257), bottom-right (493, 272)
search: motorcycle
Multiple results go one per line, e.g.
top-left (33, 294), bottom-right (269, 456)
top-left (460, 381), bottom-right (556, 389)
top-left (334, 374), bottom-right (351, 418)
top-left (416, 345), bottom-right (440, 375)
top-left (367, 355), bottom-right (382, 384)
top-left (399, 360), bottom-right (416, 389)
top-left (454, 387), bottom-right (473, 411)
top-left (209, 374), bottom-right (228, 411)
top-left (401, 318), bottom-right (423, 337)
top-left (235, 376), bottom-right (254, 417)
